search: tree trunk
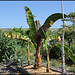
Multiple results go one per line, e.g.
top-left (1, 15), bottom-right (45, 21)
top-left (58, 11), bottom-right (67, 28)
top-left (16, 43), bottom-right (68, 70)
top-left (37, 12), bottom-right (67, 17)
top-left (34, 36), bottom-right (41, 69)
top-left (34, 20), bottom-right (42, 69)
top-left (34, 46), bottom-right (41, 69)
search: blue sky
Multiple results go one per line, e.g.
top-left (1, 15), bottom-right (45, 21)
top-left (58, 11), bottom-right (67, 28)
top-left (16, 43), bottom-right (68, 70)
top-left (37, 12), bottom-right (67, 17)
top-left (0, 1), bottom-right (75, 28)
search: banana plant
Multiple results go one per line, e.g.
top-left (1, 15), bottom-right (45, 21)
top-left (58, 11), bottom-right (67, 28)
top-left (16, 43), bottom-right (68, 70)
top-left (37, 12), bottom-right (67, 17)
top-left (43, 31), bottom-right (59, 72)
top-left (4, 30), bottom-right (33, 65)
top-left (24, 6), bottom-right (67, 69)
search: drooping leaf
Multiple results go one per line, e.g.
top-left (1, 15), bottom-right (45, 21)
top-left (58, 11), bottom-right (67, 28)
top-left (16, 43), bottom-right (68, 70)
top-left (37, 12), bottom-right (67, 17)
top-left (56, 44), bottom-right (75, 63)
top-left (41, 13), bottom-right (67, 31)
top-left (24, 6), bottom-right (36, 45)
top-left (38, 13), bottom-right (67, 39)
top-left (4, 31), bottom-right (30, 42)
top-left (64, 45), bottom-right (75, 63)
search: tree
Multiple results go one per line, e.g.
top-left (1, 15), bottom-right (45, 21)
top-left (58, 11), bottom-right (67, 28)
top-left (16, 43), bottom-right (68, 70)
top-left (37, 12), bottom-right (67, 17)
top-left (24, 6), bottom-right (67, 69)
top-left (67, 12), bottom-right (75, 24)
top-left (4, 27), bottom-right (33, 65)
top-left (43, 31), bottom-right (59, 72)
top-left (58, 12), bottom-right (75, 48)
top-left (57, 25), bottom-right (75, 62)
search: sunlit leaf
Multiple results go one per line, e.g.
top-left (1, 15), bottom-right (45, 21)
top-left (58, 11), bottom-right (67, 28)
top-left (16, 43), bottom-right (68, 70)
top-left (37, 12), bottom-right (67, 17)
top-left (24, 6), bottom-right (36, 44)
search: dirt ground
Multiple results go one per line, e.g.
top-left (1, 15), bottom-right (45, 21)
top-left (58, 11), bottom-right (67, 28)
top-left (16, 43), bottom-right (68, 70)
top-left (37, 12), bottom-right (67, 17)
top-left (0, 63), bottom-right (20, 74)
top-left (23, 65), bottom-right (61, 74)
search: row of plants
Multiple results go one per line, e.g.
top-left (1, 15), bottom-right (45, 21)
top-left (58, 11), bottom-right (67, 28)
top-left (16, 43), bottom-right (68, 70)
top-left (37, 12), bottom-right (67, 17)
top-left (0, 26), bottom-right (75, 71)
top-left (0, 28), bottom-right (35, 64)
top-left (0, 6), bottom-right (75, 73)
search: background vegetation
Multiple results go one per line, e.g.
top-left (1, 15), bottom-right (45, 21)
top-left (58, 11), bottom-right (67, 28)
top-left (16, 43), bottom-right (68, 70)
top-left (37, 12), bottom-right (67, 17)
top-left (0, 12), bottom-right (75, 72)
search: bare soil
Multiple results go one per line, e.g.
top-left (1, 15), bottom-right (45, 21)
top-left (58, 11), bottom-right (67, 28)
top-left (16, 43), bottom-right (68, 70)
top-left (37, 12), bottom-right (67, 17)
top-left (23, 65), bottom-right (61, 74)
top-left (0, 63), bottom-right (20, 74)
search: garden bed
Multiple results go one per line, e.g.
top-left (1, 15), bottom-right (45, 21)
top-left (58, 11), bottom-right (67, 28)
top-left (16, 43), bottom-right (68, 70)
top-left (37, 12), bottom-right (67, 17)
top-left (18, 65), bottom-right (61, 75)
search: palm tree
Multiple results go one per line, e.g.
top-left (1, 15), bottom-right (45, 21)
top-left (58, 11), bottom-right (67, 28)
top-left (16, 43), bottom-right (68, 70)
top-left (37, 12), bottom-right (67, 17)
top-left (24, 6), bottom-right (67, 69)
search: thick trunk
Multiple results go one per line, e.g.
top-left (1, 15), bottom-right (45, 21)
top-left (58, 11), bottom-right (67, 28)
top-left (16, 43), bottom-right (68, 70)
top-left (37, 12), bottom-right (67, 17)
top-left (34, 20), bottom-right (42, 69)
top-left (34, 46), bottom-right (41, 69)
top-left (34, 36), bottom-right (41, 69)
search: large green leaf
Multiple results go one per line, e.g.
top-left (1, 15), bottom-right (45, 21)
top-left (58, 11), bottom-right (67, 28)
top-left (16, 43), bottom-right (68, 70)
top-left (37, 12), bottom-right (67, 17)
top-left (24, 6), bottom-right (36, 45)
top-left (56, 44), bottom-right (75, 63)
top-left (38, 13), bottom-right (67, 39)
top-left (42, 13), bottom-right (67, 31)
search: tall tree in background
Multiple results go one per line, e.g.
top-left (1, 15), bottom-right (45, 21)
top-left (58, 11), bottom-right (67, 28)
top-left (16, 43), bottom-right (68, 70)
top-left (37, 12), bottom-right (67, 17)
top-left (60, 12), bottom-right (75, 48)
top-left (24, 6), bottom-right (67, 69)
top-left (68, 12), bottom-right (75, 25)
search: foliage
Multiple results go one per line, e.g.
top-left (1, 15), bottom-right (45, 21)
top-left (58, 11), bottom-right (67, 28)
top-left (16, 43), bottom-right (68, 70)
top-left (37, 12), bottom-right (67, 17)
top-left (51, 59), bottom-right (75, 72)
top-left (67, 66), bottom-right (75, 72)
top-left (51, 59), bottom-right (62, 68)
top-left (0, 27), bottom-right (34, 63)
top-left (57, 22), bottom-right (75, 62)
top-left (41, 30), bottom-right (61, 59)
top-left (68, 12), bottom-right (75, 18)
top-left (24, 6), bottom-right (67, 45)
top-left (24, 6), bottom-right (37, 45)
top-left (67, 12), bottom-right (75, 23)
top-left (0, 36), bottom-right (19, 62)
top-left (24, 6), bottom-right (67, 68)
top-left (56, 43), bottom-right (75, 63)
top-left (71, 42), bottom-right (75, 54)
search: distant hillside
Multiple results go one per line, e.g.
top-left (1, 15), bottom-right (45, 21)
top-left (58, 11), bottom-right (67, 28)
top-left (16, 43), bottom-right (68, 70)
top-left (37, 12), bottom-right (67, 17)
top-left (0, 28), bottom-right (58, 31)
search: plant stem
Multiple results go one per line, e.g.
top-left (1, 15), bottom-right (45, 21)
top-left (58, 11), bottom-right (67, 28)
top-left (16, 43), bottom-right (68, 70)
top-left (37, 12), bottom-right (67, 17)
top-left (27, 41), bottom-right (30, 65)
top-left (47, 52), bottom-right (50, 72)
